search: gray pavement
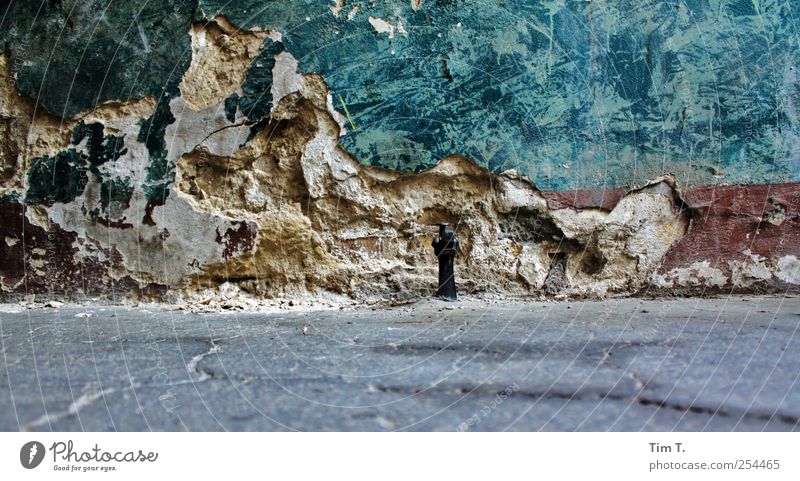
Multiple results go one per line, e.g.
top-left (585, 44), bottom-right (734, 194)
top-left (1, 296), bottom-right (799, 431)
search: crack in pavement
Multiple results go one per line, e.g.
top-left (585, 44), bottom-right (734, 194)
top-left (186, 339), bottom-right (223, 382)
top-left (185, 336), bottom-right (261, 383)
top-left (633, 397), bottom-right (800, 427)
top-left (24, 383), bottom-right (143, 431)
top-left (368, 383), bottom-right (800, 427)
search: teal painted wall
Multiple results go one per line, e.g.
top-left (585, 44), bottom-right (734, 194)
top-left (3, 0), bottom-right (799, 191)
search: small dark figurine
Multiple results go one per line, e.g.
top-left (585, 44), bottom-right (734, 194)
top-left (432, 222), bottom-right (460, 300)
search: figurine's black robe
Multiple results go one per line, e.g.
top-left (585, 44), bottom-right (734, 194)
top-left (432, 226), bottom-right (459, 300)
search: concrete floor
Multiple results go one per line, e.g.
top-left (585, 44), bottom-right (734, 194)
top-left (0, 296), bottom-right (799, 431)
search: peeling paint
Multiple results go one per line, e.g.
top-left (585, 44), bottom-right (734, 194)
top-left (728, 250), bottom-right (774, 288)
top-left (180, 18), bottom-right (269, 111)
top-left (652, 261), bottom-right (728, 289)
top-left (777, 256), bottom-right (800, 285)
top-left (368, 17), bottom-right (407, 39)
top-left (1, 5), bottom-right (799, 302)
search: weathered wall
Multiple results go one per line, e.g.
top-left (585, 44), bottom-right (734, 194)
top-left (0, 1), bottom-right (798, 302)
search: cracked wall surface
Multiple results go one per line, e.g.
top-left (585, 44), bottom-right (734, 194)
top-left (1, 2), bottom-right (799, 302)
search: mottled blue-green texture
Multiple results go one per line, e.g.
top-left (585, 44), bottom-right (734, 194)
top-left (3, 0), bottom-right (799, 190)
top-left (0, 0), bottom-right (193, 117)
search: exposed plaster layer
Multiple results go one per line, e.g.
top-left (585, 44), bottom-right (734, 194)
top-left (179, 18), bottom-right (269, 111)
top-left (4, 53), bottom-right (695, 301)
top-left (0, 53), bottom-right (157, 201)
top-left (330, 0), bottom-right (346, 18)
top-left (189, 0), bottom-right (800, 190)
top-left (166, 96), bottom-right (250, 162)
top-left (0, 54), bottom-right (28, 191)
top-left (168, 78), bottom-right (691, 299)
top-left (1, 25), bottom-right (798, 301)
top-left (652, 261), bottom-right (729, 289)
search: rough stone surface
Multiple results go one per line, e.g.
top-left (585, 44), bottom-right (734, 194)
top-left (0, 40), bottom-right (700, 301)
top-left (0, 4), bottom-right (799, 301)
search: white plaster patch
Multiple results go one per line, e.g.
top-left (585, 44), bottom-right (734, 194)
top-left (607, 192), bottom-right (685, 273)
top-left (556, 187), bottom-right (688, 296)
top-left (652, 261), bottom-right (728, 288)
top-left (776, 255), bottom-right (800, 284)
top-left (42, 167), bottom-right (245, 285)
top-left (494, 174), bottom-right (548, 213)
top-left (336, 226), bottom-right (397, 240)
top-left (517, 243), bottom-right (549, 288)
top-left (326, 92), bottom-right (349, 135)
top-left (330, 0), bottom-right (345, 17)
top-left (243, 173), bottom-right (268, 210)
top-left (550, 208), bottom-right (607, 240)
top-left (269, 52), bottom-right (347, 133)
top-left (165, 96), bottom-right (249, 162)
top-left (728, 250), bottom-right (773, 287)
top-left (300, 110), bottom-right (376, 208)
top-left (368, 17), bottom-right (407, 39)
top-left (271, 52), bottom-right (305, 110)
top-left (29, 258), bottom-right (46, 269)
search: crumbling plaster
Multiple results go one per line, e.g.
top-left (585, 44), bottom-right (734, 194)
top-left (1, 13), bottom-right (797, 302)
